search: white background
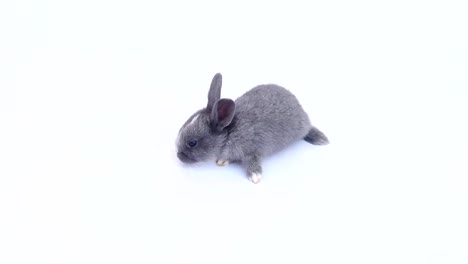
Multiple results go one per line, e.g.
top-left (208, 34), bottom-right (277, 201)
top-left (1, 1), bottom-right (467, 263)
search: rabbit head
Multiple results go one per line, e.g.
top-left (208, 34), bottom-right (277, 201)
top-left (176, 73), bottom-right (235, 163)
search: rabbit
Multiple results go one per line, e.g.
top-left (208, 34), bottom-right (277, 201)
top-left (176, 73), bottom-right (329, 184)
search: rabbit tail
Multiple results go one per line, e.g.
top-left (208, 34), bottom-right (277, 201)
top-left (304, 126), bottom-right (329, 145)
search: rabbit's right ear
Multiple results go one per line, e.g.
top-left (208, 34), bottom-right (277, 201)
top-left (207, 73), bottom-right (222, 111)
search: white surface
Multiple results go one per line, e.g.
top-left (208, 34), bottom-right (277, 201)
top-left (1, 1), bottom-right (467, 264)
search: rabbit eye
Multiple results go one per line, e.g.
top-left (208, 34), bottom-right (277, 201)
top-left (187, 140), bottom-right (198, 148)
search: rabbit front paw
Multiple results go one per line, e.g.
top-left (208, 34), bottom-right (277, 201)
top-left (216, 160), bottom-right (230, 166)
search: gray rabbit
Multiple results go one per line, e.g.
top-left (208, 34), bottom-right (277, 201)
top-left (176, 73), bottom-right (329, 184)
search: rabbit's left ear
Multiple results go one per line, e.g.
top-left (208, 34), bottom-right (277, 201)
top-left (207, 73), bottom-right (222, 111)
top-left (210, 98), bottom-right (235, 131)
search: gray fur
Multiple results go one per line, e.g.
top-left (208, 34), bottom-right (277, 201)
top-left (176, 73), bottom-right (329, 183)
top-left (304, 125), bottom-right (329, 145)
top-left (207, 73), bottom-right (222, 110)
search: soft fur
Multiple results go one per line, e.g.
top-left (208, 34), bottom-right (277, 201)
top-left (176, 73), bottom-right (329, 184)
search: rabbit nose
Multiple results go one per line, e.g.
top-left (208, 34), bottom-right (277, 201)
top-left (177, 151), bottom-right (196, 163)
top-left (177, 152), bottom-right (187, 159)
top-left (177, 151), bottom-right (189, 162)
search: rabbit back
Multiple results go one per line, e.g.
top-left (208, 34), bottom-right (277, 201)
top-left (221, 84), bottom-right (312, 160)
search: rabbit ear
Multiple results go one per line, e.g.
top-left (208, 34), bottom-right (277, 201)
top-left (210, 98), bottom-right (235, 131)
top-left (207, 73), bottom-right (222, 111)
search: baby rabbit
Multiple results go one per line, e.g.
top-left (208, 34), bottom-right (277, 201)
top-left (176, 73), bottom-right (329, 184)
